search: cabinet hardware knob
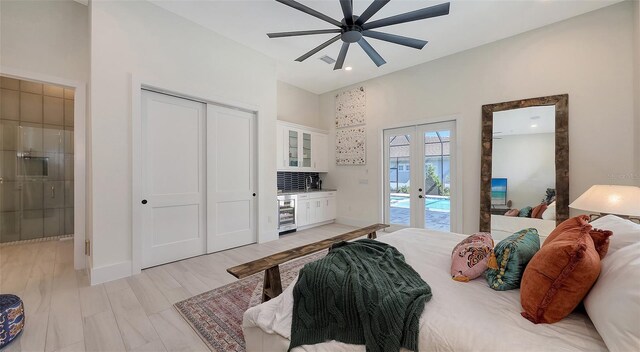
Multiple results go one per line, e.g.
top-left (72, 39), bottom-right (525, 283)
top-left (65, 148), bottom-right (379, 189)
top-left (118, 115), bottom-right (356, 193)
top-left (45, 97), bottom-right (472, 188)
top-left (418, 195), bottom-right (423, 199)
top-left (141, 199), bottom-right (148, 204)
top-left (253, 193), bottom-right (256, 197)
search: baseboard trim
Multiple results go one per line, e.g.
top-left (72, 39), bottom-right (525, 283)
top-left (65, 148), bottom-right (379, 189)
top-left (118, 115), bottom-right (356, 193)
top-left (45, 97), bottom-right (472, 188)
top-left (297, 220), bottom-right (335, 231)
top-left (90, 260), bottom-right (132, 285)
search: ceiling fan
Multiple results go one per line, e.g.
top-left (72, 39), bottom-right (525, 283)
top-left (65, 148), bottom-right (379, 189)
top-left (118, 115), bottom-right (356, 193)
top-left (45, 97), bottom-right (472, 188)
top-left (267, 0), bottom-right (451, 70)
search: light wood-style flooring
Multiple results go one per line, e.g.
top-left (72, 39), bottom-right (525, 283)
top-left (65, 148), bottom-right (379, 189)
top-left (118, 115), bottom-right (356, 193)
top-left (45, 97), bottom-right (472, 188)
top-left (0, 223), bottom-right (356, 352)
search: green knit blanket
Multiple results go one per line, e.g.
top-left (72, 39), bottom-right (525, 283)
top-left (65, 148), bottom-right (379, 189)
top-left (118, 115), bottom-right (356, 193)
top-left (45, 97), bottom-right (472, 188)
top-left (289, 239), bottom-right (432, 352)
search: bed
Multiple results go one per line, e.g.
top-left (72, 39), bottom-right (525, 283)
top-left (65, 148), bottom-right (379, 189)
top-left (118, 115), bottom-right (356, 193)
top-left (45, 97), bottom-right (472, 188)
top-left (242, 228), bottom-right (606, 352)
top-left (490, 214), bottom-right (556, 240)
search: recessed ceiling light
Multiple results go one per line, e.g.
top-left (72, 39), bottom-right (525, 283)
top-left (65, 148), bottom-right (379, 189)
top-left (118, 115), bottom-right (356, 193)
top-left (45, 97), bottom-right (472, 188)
top-left (531, 124), bottom-right (538, 128)
top-left (345, 66), bottom-right (353, 71)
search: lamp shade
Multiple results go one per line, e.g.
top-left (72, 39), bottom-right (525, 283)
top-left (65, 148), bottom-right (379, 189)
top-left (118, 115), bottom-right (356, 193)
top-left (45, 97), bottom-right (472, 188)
top-left (569, 185), bottom-right (640, 217)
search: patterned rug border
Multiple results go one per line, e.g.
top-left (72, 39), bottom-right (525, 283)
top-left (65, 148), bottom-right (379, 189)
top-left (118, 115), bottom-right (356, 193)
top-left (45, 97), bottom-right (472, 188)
top-left (174, 251), bottom-right (327, 352)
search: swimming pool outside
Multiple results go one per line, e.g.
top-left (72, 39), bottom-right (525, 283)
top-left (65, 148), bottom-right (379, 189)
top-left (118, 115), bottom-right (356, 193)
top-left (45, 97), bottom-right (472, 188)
top-left (390, 195), bottom-right (451, 212)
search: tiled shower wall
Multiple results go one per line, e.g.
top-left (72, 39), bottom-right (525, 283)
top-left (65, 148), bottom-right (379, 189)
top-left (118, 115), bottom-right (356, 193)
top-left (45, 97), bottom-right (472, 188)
top-left (277, 172), bottom-right (320, 191)
top-left (0, 76), bottom-right (75, 243)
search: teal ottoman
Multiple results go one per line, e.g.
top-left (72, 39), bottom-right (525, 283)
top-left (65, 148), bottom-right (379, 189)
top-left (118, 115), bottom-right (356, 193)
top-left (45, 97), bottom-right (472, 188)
top-left (0, 294), bottom-right (24, 348)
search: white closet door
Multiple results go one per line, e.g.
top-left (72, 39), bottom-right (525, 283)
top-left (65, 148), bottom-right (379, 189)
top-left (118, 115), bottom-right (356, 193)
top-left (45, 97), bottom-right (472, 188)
top-left (140, 90), bottom-right (206, 268)
top-left (207, 105), bottom-right (257, 252)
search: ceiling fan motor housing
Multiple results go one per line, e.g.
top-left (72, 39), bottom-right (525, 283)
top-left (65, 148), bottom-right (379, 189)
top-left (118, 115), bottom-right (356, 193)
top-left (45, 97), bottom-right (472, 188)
top-left (341, 16), bottom-right (362, 43)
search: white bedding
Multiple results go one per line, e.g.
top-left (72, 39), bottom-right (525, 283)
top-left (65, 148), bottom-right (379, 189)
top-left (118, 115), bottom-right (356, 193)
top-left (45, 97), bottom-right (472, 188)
top-left (242, 228), bottom-right (606, 352)
top-left (491, 215), bottom-right (556, 241)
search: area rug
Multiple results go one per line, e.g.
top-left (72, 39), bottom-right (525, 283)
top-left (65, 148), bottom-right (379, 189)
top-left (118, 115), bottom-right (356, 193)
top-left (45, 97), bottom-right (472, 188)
top-left (174, 250), bottom-right (327, 352)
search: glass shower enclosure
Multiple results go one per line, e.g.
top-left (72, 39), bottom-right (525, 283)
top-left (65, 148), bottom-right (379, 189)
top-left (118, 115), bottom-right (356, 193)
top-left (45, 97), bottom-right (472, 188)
top-left (0, 76), bottom-right (75, 243)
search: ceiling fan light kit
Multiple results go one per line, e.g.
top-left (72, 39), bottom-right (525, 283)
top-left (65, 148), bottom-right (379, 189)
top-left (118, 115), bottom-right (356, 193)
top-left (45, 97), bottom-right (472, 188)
top-left (267, 0), bottom-right (451, 70)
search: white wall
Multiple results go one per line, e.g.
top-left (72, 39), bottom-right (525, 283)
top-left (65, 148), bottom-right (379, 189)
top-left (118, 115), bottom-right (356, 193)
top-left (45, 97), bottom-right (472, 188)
top-left (277, 81), bottom-right (324, 130)
top-left (0, 0), bottom-right (89, 83)
top-left (635, 0), bottom-right (640, 186)
top-left (320, 2), bottom-right (636, 233)
top-left (90, 0), bottom-right (278, 282)
top-left (492, 133), bottom-right (555, 209)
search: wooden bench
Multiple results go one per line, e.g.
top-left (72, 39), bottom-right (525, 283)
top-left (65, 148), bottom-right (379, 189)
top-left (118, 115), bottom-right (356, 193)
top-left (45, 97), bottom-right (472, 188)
top-left (226, 223), bottom-right (389, 302)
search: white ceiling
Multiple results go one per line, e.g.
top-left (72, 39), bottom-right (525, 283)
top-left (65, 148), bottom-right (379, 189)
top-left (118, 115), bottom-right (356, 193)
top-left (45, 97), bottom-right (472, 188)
top-left (493, 105), bottom-right (556, 136)
top-left (150, 0), bottom-right (622, 94)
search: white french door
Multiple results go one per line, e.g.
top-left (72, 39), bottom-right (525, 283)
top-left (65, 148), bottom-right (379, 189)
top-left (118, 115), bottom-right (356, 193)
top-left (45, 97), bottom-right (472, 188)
top-left (140, 90), bottom-right (207, 268)
top-left (383, 121), bottom-right (457, 232)
top-left (207, 105), bottom-right (257, 252)
top-left (138, 90), bottom-right (257, 269)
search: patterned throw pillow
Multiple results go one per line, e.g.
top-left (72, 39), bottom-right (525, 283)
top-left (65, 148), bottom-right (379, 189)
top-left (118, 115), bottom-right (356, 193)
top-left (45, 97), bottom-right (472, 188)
top-left (485, 228), bottom-right (540, 291)
top-left (519, 207), bottom-right (533, 218)
top-left (521, 216), bottom-right (606, 323)
top-left (451, 233), bottom-right (494, 282)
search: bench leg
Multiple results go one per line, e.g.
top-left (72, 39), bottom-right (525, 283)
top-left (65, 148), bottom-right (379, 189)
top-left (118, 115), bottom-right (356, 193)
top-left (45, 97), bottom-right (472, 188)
top-left (368, 231), bottom-right (377, 239)
top-left (262, 265), bottom-right (283, 302)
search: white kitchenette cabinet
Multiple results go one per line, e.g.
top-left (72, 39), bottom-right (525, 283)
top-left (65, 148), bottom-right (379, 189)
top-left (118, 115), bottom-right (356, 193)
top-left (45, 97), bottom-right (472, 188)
top-left (295, 191), bottom-right (336, 229)
top-left (277, 121), bottom-right (328, 173)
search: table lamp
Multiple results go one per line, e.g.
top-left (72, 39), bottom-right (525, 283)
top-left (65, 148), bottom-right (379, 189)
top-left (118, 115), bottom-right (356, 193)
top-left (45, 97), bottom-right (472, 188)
top-left (569, 185), bottom-right (640, 223)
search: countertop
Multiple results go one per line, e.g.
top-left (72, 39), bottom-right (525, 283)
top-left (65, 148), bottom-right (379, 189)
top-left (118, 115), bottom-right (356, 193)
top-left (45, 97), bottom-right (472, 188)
top-left (278, 189), bottom-right (337, 195)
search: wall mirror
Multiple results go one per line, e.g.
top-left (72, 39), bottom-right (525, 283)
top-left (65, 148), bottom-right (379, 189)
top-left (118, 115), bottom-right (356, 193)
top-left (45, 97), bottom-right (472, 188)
top-left (480, 95), bottom-right (569, 236)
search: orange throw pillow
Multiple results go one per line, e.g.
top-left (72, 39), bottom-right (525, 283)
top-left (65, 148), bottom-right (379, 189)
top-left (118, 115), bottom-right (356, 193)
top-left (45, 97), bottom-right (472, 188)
top-left (520, 216), bottom-right (602, 324)
top-left (544, 215), bottom-right (613, 259)
top-left (531, 203), bottom-right (547, 219)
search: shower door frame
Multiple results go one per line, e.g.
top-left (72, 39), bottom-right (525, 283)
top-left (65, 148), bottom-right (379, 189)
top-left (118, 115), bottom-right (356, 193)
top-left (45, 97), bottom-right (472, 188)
top-left (1, 66), bottom-right (87, 270)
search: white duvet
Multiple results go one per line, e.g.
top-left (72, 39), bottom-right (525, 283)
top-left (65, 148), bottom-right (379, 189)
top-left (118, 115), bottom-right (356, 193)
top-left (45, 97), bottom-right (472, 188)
top-left (242, 228), bottom-right (606, 352)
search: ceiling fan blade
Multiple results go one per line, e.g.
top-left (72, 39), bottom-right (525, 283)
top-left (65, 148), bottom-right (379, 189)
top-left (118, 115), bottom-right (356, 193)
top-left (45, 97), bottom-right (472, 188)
top-left (334, 42), bottom-right (350, 70)
top-left (357, 38), bottom-right (386, 67)
top-left (362, 30), bottom-right (427, 49)
top-left (276, 0), bottom-right (342, 27)
top-left (295, 34), bottom-right (342, 62)
top-left (339, 0), bottom-right (354, 25)
top-left (361, 2), bottom-right (450, 30)
top-left (355, 0), bottom-right (390, 26)
top-left (267, 29), bottom-right (342, 38)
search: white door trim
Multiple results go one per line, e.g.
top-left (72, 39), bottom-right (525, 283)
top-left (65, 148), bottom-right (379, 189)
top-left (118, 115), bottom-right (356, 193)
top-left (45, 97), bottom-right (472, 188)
top-left (130, 74), bottom-right (261, 275)
top-left (379, 114), bottom-right (463, 233)
top-left (0, 66), bottom-right (87, 271)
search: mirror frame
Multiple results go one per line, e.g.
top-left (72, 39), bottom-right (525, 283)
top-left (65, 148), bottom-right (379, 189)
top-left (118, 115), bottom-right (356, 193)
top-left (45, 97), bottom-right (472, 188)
top-left (480, 94), bottom-right (569, 232)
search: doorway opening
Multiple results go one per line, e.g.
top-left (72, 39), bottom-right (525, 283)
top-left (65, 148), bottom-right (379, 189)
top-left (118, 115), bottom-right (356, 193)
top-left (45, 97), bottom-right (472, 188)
top-left (383, 121), bottom-right (457, 232)
top-left (0, 76), bottom-right (75, 245)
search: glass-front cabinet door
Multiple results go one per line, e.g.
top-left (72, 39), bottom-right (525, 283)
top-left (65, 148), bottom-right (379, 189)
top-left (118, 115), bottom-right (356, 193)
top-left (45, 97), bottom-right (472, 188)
top-left (302, 132), bottom-right (311, 168)
top-left (288, 130), bottom-right (298, 167)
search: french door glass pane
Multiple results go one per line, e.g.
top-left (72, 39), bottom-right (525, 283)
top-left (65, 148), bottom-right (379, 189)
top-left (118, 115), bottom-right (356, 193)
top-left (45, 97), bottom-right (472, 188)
top-left (388, 134), bottom-right (410, 226)
top-left (423, 130), bottom-right (451, 231)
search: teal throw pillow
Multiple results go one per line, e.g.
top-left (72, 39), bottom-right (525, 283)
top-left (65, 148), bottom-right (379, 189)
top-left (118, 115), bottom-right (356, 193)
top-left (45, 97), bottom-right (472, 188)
top-left (486, 228), bottom-right (540, 291)
top-left (519, 207), bottom-right (532, 217)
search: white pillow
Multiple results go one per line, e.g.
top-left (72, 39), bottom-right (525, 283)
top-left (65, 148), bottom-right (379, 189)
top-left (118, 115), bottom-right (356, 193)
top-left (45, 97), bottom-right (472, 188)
top-left (584, 215), bottom-right (640, 352)
top-left (541, 202), bottom-right (556, 220)
top-left (590, 214), bottom-right (640, 254)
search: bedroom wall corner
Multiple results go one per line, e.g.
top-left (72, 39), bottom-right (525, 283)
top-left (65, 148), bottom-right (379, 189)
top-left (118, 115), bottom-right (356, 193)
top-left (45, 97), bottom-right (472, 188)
top-left (277, 81), bottom-right (324, 130)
